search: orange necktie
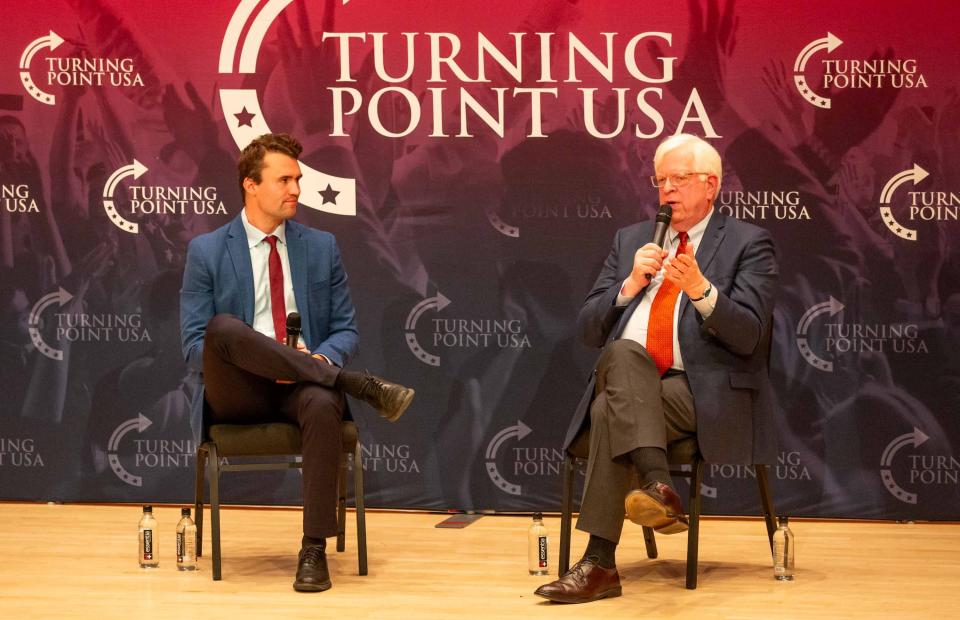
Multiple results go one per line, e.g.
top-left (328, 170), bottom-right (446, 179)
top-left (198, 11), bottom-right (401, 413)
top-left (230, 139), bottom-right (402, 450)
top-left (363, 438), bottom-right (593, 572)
top-left (645, 232), bottom-right (688, 375)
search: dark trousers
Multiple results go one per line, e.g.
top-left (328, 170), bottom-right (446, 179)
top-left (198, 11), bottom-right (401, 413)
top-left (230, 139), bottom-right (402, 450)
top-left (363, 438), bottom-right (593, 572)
top-left (576, 339), bottom-right (697, 544)
top-left (202, 314), bottom-right (345, 539)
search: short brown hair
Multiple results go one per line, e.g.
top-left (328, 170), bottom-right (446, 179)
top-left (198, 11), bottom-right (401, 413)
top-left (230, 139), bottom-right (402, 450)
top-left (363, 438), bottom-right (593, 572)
top-left (237, 133), bottom-right (303, 200)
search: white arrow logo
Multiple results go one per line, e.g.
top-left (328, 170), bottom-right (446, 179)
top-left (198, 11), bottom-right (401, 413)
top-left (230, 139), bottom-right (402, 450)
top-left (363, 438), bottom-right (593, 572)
top-left (28, 287), bottom-right (73, 361)
top-left (793, 32), bottom-right (843, 109)
top-left (484, 421), bottom-right (533, 496)
top-left (107, 413), bottom-right (153, 487)
top-left (19, 31), bottom-right (64, 105)
top-left (796, 296), bottom-right (844, 372)
top-left (404, 292), bottom-right (451, 366)
top-left (101, 159), bottom-right (148, 234)
top-left (880, 427), bottom-right (929, 504)
top-left (879, 164), bottom-right (929, 241)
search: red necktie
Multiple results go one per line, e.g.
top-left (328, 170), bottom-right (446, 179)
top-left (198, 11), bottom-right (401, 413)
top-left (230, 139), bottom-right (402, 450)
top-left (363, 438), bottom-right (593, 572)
top-left (265, 235), bottom-right (287, 343)
top-left (646, 232), bottom-right (688, 375)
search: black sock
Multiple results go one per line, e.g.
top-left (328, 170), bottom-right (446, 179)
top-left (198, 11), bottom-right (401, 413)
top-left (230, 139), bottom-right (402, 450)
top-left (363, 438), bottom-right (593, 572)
top-left (334, 369), bottom-right (367, 398)
top-left (629, 446), bottom-right (671, 487)
top-left (583, 535), bottom-right (617, 569)
top-left (302, 535), bottom-right (327, 550)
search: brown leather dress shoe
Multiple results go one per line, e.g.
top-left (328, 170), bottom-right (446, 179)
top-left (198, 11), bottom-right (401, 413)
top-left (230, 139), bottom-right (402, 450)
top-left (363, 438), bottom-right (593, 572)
top-left (357, 374), bottom-right (415, 422)
top-left (534, 557), bottom-right (621, 604)
top-left (293, 545), bottom-right (332, 592)
top-left (625, 480), bottom-right (689, 534)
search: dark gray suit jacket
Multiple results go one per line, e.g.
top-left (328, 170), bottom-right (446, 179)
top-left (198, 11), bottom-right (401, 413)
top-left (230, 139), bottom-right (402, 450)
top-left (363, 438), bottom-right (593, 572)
top-left (564, 211), bottom-right (779, 465)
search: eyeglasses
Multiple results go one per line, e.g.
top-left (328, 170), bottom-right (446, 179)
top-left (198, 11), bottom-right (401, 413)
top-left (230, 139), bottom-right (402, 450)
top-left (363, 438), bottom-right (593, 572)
top-left (650, 172), bottom-right (710, 188)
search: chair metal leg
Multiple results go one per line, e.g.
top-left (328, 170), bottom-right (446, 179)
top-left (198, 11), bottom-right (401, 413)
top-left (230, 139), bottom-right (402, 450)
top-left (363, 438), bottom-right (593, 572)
top-left (353, 441), bottom-right (368, 576)
top-left (642, 526), bottom-right (658, 559)
top-left (755, 464), bottom-right (777, 548)
top-left (194, 444), bottom-right (207, 558)
top-left (336, 449), bottom-right (348, 553)
top-left (685, 458), bottom-right (704, 590)
top-left (558, 454), bottom-right (575, 576)
top-left (207, 442), bottom-right (222, 581)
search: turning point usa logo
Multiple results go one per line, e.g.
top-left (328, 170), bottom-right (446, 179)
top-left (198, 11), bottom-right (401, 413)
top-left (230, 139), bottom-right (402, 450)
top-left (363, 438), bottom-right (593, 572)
top-left (19, 31), bottom-right (146, 106)
top-left (792, 32), bottom-right (927, 109)
top-left (106, 414), bottom-right (195, 487)
top-left (796, 297), bottom-right (927, 372)
top-left (404, 291), bottom-right (531, 367)
top-left (878, 164), bottom-right (959, 241)
top-left (101, 159), bottom-right (226, 234)
top-left (484, 421), bottom-right (563, 496)
top-left (881, 428), bottom-right (958, 505)
top-left (218, 1), bottom-right (724, 146)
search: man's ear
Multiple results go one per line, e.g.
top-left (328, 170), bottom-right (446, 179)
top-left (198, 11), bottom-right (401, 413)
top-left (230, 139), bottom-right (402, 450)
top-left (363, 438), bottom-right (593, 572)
top-left (242, 177), bottom-right (257, 196)
top-left (706, 175), bottom-right (718, 201)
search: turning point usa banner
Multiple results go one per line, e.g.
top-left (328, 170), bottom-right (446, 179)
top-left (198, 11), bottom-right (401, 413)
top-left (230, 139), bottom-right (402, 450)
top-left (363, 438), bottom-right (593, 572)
top-left (2, 0), bottom-right (959, 521)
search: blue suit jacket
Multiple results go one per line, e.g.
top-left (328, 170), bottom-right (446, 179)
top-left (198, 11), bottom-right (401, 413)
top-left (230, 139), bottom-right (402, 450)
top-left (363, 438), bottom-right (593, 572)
top-left (565, 211), bottom-right (779, 465)
top-left (179, 214), bottom-right (359, 444)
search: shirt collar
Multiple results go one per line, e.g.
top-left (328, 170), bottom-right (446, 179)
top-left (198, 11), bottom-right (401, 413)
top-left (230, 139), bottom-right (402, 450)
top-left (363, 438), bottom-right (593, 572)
top-left (241, 208), bottom-right (286, 249)
top-left (669, 208), bottom-right (713, 247)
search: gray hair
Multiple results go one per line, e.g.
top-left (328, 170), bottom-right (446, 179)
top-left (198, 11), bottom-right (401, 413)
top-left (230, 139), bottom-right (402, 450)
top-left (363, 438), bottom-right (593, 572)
top-left (653, 134), bottom-right (722, 194)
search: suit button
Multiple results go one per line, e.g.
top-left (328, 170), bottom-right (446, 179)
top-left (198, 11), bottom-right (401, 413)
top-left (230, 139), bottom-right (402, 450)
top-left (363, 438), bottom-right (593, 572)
top-left (707, 328), bottom-right (717, 336)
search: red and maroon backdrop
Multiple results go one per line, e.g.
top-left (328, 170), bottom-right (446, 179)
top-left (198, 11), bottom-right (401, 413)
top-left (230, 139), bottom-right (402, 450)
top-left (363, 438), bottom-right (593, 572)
top-left (2, 0), bottom-right (958, 520)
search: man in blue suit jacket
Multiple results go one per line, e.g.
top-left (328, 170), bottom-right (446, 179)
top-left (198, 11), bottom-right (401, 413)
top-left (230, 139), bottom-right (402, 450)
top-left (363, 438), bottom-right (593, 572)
top-left (535, 134), bottom-right (778, 603)
top-left (180, 133), bottom-right (413, 592)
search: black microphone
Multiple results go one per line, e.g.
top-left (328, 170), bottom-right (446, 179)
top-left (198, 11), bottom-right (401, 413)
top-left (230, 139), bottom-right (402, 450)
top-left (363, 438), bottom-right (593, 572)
top-left (652, 204), bottom-right (673, 248)
top-left (285, 312), bottom-right (301, 349)
top-left (646, 204), bottom-right (673, 280)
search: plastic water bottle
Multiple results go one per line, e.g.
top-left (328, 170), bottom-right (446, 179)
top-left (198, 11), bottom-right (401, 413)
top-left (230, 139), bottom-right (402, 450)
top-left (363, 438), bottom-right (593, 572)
top-left (528, 512), bottom-right (548, 575)
top-left (138, 506), bottom-right (159, 568)
top-left (772, 516), bottom-right (795, 581)
top-left (176, 508), bottom-right (198, 571)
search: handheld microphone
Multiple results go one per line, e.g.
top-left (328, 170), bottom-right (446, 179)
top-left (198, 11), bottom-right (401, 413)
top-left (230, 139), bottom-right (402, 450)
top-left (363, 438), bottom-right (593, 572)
top-left (652, 204), bottom-right (673, 248)
top-left (646, 204), bottom-right (673, 280)
top-left (285, 312), bottom-right (301, 349)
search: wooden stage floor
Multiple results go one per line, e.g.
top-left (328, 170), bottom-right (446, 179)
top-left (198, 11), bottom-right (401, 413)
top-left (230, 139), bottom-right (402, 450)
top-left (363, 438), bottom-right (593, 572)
top-left (0, 503), bottom-right (956, 619)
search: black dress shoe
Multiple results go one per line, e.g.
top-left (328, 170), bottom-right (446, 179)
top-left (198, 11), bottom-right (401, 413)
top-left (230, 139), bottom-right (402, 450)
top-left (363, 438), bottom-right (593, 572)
top-left (534, 557), bottom-right (622, 604)
top-left (625, 480), bottom-right (689, 534)
top-left (293, 545), bottom-right (332, 592)
top-left (357, 374), bottom-right (415, 422)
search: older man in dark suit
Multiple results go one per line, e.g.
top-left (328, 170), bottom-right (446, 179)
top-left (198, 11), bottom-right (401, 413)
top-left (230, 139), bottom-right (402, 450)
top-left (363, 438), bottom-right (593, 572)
top-left (535, 134), bottom-right (778, 603)
top-left (180, 133), bottom-right (414, 592)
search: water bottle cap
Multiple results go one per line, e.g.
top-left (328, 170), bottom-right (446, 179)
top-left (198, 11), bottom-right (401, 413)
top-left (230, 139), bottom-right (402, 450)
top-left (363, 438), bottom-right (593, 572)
top-left (779, 516), bottom-right (789, 525)
top-left (182, 508), bottom-right (191, 517)
top-left (143, 506), bottom-right (153, 513)
top-left (533, 512), bottom-right (543, 520)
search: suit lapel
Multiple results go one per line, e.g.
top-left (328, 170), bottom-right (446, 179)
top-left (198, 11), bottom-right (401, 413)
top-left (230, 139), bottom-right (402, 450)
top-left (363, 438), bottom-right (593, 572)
top-left (286, 220), bottom-right (310, 345)
top-left (226, 215), bottom-right (255, 323)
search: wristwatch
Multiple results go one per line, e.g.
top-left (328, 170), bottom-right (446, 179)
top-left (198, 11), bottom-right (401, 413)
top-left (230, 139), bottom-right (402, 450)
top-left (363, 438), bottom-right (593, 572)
top-left (690, 283), bottom-right (712, 302)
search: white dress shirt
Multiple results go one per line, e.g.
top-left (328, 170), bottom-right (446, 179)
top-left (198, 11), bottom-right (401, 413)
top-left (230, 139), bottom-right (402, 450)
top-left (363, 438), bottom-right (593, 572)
top-left (241, 209), bottom-right (299, 341)
top-left (617, 209), bottom-right (717, 371)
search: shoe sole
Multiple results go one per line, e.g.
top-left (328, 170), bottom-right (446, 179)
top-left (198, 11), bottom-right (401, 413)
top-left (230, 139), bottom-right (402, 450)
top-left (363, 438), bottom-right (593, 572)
top-left (293, 579), bottom-right (332, 592)
top-left (382, 388), bottom-right (415, 422)
top-left (624, 491), bottom-right (689, 534)
top-left (535, 586), bottom-right (622, 604)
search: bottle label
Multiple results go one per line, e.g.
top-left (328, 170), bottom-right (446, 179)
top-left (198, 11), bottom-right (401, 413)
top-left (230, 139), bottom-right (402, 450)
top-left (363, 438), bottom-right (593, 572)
top-left (143, 529), bottom-right (153, 560)
top-left (177, 532), bottom-right (184, 562)
top-left (538, 535), bottom-right (548, 567)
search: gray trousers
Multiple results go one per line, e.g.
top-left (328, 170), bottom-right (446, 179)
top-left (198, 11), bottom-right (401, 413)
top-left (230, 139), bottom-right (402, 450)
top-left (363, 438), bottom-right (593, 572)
top-left (576, 339), bottom-right (697, 544)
